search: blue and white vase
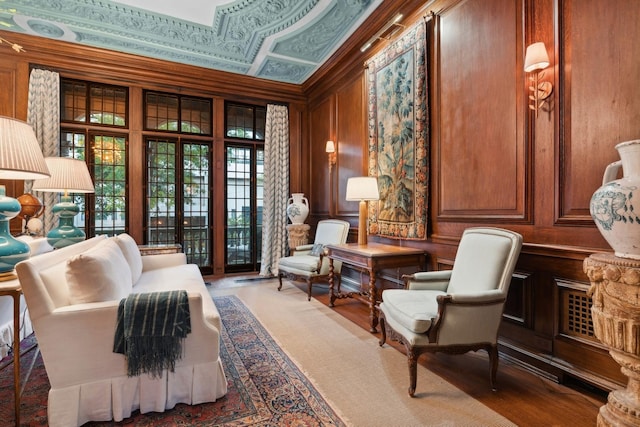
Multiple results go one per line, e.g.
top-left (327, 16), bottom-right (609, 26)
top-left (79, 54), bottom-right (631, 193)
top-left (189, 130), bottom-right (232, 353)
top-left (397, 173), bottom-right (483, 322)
top-left (286, 193), bottom-right (309, 224)
top-left (590, 139), bottom-right (640, 259)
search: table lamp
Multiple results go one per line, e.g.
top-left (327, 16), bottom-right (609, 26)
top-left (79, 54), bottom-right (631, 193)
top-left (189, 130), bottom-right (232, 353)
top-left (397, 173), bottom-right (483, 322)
top-left (346, 176), bottom-right (379, 246)
top-left (32, 157), bottom-right (95, 249)
top-left (0, 116), bottom-right (50, 279)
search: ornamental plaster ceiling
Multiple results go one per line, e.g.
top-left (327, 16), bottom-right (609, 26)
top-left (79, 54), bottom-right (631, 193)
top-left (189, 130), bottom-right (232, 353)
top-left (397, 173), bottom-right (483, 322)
top-left (0, 0), bottom-right (382, 84)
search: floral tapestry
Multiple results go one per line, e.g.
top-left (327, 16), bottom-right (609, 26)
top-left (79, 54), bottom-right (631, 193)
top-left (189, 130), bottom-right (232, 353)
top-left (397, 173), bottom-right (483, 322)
top-left (366, 19), bottom-right (428, 240)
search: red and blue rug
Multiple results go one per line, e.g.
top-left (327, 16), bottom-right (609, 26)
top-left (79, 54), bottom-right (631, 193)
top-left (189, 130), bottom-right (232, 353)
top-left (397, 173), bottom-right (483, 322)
top-left (0, 295), bottom-right (345, 426)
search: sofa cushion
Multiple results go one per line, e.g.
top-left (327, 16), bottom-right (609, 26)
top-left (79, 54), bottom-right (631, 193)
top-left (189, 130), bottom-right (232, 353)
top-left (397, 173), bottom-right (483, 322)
top-left (66, 239), bottom-right (133, 304)
top-left (114, 233), bottom-right (143, 284)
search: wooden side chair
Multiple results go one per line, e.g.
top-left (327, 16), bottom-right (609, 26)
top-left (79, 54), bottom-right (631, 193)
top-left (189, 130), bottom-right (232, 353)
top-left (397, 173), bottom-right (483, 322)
top-left (277, 219), bottom-right (350, 300)
top-left (378, 227), bottom-right (523, 396)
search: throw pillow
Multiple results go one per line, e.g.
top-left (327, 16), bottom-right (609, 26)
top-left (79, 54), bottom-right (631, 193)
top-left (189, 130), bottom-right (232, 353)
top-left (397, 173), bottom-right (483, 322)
top-left (66, 239), bottom-right (133, 305)
top-left (114, 233), bottom-right (143, 284)
top-left (310, 243), bottom-right (325, 256)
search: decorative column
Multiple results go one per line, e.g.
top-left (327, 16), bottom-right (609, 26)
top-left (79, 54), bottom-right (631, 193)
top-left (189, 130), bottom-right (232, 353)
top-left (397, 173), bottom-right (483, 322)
top-left (584, 253), bottom-right (640, 427)
top-left (286, 223), bottom-right (310, 251)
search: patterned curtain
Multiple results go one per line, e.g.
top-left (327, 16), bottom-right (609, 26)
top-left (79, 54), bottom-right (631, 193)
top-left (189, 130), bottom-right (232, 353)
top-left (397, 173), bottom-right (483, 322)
top-left (260, 104), bottom-right (289, 277)
top-left (26, 69), bottom-right (60, 235)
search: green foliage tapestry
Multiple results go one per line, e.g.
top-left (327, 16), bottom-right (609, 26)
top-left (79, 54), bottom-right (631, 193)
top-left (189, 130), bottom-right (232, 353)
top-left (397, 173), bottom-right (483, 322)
top-left (365, 19), bottom-right (428, 240)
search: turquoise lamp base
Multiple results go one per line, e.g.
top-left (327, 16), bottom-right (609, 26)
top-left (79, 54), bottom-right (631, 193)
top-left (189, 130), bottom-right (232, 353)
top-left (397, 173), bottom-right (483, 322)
top-left (46, 196), bottom-right (86, 249)
top-left (0, 186), bottom-right (30, 278)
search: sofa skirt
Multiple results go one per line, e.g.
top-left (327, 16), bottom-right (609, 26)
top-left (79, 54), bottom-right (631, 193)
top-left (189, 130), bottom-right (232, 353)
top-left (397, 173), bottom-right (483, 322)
top-left (47, 358), bottom-right (227, 427)
top-left (0, 302), bottom-right (33, 358)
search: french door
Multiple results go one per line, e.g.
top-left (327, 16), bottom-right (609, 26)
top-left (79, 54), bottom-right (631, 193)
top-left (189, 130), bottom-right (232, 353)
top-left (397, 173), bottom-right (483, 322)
top-left (146, 138), bottom-right (212, 273)
top-left (225, 144), bottom-right (264, 273)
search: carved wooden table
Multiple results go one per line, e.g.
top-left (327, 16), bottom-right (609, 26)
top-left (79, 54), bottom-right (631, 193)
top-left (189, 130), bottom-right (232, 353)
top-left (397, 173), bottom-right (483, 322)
top-left (0, 278), bottom-right (22, 426)
top-left (326, 242), bottom-right (426, 333)
top-left (584, 253), bottom-right (640, 427)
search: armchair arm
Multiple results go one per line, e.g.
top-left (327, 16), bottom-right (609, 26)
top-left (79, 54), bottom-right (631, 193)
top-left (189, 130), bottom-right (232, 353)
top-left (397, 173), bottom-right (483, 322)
top-left (402, 270), bottom-right (452, 291)
top-left (428, 292), bottom-right (507, 345)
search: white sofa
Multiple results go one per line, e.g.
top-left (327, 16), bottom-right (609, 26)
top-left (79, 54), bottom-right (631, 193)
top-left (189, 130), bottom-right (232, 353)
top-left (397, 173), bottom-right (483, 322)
top-left (16, 234), bottom-right (227, 426)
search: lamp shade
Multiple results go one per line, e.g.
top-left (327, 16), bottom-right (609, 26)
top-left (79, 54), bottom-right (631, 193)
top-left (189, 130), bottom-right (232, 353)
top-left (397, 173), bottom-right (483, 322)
top-left (524, 42), bottom-right (550, 72)
top-left (325, 140), bottom-right (336, 153)
top-left (346, 177), bottom-right (379, 201)
top-left (0, 116), bottom-right (50, 180)
top-left (32, 157), bottom-right (94, 193)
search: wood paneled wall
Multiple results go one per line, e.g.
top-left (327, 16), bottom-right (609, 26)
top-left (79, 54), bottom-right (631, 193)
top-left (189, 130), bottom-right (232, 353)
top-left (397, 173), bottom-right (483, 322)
top-left (305, 0), bottom-right (639, 390)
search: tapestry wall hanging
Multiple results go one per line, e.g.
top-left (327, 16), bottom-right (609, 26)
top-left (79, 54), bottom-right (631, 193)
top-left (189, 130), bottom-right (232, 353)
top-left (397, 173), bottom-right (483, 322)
top-left (366, 19), bottom-right (428, 240)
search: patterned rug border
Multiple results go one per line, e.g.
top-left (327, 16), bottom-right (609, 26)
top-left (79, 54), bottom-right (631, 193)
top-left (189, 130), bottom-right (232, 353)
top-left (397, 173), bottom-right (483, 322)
top-left (214, 294), bottom-right (346, 426)
top-left (0, 294), bottom-right (346, 426)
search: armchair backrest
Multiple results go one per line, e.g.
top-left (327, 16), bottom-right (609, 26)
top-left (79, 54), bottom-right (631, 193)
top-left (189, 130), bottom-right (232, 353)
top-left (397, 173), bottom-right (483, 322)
top-left (314, 219), bottom-right (350, 275)
top-left (447, 227), bottom-right (523, 296)
top-left (313, 219), bottom-right (350, 246)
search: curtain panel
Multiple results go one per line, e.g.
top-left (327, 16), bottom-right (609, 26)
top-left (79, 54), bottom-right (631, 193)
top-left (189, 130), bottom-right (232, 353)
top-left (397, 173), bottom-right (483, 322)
top-left (260, 104), bottom-right (289, 276)
top-left (26, 68), bottom-right (60, 235)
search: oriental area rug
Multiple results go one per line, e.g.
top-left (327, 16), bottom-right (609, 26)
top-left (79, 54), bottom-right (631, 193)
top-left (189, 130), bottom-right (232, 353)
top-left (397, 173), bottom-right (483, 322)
top-left (0, 282), bottom-right (515, 426)
top-left (0, 294), bottom-right (345, 426)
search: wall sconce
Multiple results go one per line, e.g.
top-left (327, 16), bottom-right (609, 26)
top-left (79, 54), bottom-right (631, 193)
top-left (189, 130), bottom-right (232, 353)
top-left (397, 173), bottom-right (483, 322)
top-left (326, 140), bottom-right (337, 173)
top-left (360, 13), bottom-right (404, 52)
top-left (524, 42), bottom-right (553, 117)
top-left (346, 177), bottom-right (379, 246)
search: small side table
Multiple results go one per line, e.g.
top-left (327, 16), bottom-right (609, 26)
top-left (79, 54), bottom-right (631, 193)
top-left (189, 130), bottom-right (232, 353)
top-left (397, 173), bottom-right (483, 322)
top-left (0, 278), bottom-right (22, 427)
top-left (286, 224), bottom-right (310, 251)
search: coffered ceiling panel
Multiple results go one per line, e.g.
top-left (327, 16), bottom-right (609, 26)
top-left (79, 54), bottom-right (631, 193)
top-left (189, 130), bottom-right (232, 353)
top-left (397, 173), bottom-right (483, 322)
top-left (0, 0), bottom-right (382, 83)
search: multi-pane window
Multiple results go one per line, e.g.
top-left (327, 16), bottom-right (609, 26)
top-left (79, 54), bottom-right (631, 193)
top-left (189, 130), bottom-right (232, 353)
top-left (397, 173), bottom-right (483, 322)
top-left (145, 91), bottom-right (211, 135)
top-left (225, 102), bottom-right (265, 140)
top-left (224, 102), bottom-right (265, 272)
top-left (62, 80), bottom-right (127, 126)
top-left (60, 79), bottom-right (128, 237)
top-left (146, 139), bottom-right (211, 267)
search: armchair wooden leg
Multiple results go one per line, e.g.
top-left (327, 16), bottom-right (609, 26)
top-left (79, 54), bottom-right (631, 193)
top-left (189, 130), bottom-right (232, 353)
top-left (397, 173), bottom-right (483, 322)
top-left (277, 273), bottom-right (284, 291)
top-left (407, 348), bottom-right (418, 397)
top-left (379, 313), bottom-right (387, 346)
top-left (306, 279), bottom-right (312, 301)
top-left (488, 344), bottom-right (498, 391)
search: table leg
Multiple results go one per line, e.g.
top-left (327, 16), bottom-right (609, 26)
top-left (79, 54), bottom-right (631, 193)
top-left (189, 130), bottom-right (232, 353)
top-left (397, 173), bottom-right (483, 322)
top-left (12, 290), bottom-right (20, 427)
top-left (369, 270), bottom-right (378, 333)
top-left (329, 258), bottom-right (336, 307)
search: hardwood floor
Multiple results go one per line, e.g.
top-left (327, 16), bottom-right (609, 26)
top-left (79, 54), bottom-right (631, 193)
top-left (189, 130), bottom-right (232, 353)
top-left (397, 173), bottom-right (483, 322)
top-left (206, 274), bottom-right (606, 426)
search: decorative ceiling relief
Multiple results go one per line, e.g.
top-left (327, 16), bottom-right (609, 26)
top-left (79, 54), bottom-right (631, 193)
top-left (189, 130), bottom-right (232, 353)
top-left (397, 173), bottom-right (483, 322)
top-left (0, 0), bottom-right (382, 84)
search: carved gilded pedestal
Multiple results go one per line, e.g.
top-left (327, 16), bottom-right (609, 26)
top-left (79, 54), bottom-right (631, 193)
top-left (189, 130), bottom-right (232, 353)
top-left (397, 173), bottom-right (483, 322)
top-left (584, 253), bottom-right (640, 427)
top-left (286, 224), bottom-right (310, 250)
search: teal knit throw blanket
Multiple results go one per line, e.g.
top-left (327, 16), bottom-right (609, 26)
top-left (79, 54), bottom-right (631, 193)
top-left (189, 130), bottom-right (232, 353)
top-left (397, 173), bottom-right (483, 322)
top-left (113, 290), bottom-right (191, 378)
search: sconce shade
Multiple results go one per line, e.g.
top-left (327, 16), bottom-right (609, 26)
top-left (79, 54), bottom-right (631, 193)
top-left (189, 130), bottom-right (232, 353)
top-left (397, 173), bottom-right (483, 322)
top-left (325, 140), bottom-right (336, 153)
top-left (0, 116), bottom-right (51, 180)
top-left (524, 42), bottom-right (550, 72)
top-left (32, 157), bottom-right (95, 194)
top-left (346, 177), bottom-right (379, 201)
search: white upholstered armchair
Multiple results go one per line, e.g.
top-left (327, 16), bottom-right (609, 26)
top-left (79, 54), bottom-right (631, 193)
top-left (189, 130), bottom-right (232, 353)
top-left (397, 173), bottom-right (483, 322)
top-left (378, 227), bottom-right (523, 397)
top-left (277, 219), bottom-right (350, 300)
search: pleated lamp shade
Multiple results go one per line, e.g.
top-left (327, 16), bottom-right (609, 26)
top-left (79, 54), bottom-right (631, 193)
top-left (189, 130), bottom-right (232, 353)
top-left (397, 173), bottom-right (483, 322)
top-left (32, 157), bottom-right (94, 194)
top-left (0, 116), bottom-right (50, 180)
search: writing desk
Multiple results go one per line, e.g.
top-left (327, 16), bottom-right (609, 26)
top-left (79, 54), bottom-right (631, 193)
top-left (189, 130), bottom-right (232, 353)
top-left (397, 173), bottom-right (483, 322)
top-left (326, 242), bottom-right (426, 333)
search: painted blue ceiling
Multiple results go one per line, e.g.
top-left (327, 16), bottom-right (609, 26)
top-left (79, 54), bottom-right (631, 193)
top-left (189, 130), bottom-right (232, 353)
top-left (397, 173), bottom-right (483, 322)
top-left (0, 0), bottom-right (382, 84)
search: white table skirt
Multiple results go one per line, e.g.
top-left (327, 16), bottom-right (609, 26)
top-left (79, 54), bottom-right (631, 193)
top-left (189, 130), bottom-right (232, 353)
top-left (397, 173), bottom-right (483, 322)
top-left (0, 293), bottom-right (33, 358)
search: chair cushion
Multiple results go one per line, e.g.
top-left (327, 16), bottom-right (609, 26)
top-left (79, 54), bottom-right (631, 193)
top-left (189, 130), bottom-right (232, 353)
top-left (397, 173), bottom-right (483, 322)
top-left (381, 289), bottom-right (445, 334)
top-left (114, 233), bottom-right (143, 284)
top-left (278, 255), bottom-right (321, 273)
top-left (66, 239), bottom-right (133, 304)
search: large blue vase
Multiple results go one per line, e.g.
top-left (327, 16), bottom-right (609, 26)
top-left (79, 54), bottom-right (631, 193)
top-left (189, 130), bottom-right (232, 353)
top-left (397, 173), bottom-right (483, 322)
top-left (0, 186), bottom-right (30, 274)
